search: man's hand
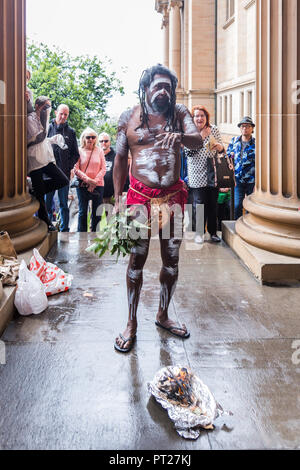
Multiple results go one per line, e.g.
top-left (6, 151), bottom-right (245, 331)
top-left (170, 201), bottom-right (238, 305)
top-left (113, 199), bottom-right (120, 214)
top-left (154, 132), bottom-right (183, 149)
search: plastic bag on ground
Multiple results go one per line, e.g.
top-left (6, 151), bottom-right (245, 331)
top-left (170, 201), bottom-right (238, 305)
top-left (14, 260), bottom-right (48, 316)
top-left (30, 249), bottom-right (73, 296)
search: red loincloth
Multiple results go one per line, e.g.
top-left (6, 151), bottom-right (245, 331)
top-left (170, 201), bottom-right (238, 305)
top-left (126, 174), bottom-right (188, 215)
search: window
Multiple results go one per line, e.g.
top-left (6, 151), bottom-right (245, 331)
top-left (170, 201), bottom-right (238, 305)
top-left (224, 96), bottom-right (228, 123)
top-left (219, 96), bottom-right (223, 124)
top-left (248, 91), bottom-right (253, 119)
top-left (226, 0), bottom-right (235, 21)
top-left (240, 92), bottom-right (245, 119)
top-left (229, 95), bottom-right (233, 123)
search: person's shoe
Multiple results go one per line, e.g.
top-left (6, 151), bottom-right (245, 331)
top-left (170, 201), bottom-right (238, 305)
top-left (194, 233), bottom-right (204, 244)
top-left (48, 224), bottom-right (58, 232)
top-left (210, 234), bottom-right (221, 243)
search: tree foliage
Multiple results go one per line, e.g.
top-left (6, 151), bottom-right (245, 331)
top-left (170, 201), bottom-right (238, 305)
top-left (26, 40), bottom-right (124, 136)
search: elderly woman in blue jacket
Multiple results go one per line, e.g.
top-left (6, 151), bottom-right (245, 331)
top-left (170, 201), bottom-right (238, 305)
top-left (226, 116), bottom-right (256, 219)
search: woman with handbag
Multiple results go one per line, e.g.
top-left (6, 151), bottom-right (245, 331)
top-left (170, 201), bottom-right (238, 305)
top-left (73, 128), bottom-right (106, 232)
top-left (185, 105), bottom-right (225, 244)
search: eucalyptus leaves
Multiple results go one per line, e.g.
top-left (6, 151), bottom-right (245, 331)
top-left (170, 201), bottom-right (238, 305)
top-left (86, 209), bottom-right (149, 261)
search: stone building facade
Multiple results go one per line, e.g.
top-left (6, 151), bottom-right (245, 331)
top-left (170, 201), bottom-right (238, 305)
top-left (155, 0), bottom-right (256, 144)
top-left (0, 0), bottom-right (300, 279)
top-left (155, 0), bottom-right (300, 275)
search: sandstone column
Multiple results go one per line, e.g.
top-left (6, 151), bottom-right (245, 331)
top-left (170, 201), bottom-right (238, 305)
top-left (0, 0), bottom-right (47, 253)
top-left (169, 0), bottom-right (182, 88)
top-left (236, 0), bottom-right (300, 258)
top-left (162, 6), bottom-right (170, 68)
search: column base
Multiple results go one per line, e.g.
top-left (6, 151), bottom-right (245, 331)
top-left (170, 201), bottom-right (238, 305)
top-left (0, 197), bottom-right (48, 253)
top-left (235, 194), bottom-right (300, 258)
top-left (222, 220), bottom-right (300, 284)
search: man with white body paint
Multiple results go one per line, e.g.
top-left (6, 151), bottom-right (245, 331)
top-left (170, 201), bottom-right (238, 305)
top-left (113, 64), bottom-right (203, 353)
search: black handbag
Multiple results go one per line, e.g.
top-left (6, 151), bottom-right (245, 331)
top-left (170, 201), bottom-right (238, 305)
top-left (211, 154), bottom-right (235, 188)
top-left (70, 175), bottom-right (82, 188)
top-left (70, 148), bottom-right (94, 189)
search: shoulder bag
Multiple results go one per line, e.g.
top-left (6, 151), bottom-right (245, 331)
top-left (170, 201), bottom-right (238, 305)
top-left (70, 148), bottom-right (94, 189)
top-left (211, 153), bottom-right (235, 188)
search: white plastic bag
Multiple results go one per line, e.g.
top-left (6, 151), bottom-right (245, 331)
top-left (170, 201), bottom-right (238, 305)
top-left (48, 134), bottom-right (68, 150)
top-left (30, 249), bottom-right (73, 296)
top-left (14, 260), bottom-right (48, 316)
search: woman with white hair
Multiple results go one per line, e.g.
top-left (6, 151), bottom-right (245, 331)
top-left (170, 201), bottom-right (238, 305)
top-left (73, 128), bottom-right (106, 232)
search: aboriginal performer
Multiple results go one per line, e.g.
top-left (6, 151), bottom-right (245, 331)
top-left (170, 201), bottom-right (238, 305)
top-left (113, 64), bottom-right (203, 353)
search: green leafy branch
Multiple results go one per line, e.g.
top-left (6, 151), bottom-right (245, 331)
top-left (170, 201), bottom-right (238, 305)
top-left (86, 209), bottom-right (149, 261)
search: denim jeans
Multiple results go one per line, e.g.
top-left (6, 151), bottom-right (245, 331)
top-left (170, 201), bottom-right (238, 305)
top-left (234, 182), bottom-right (255, 219)
top-left (45, 185), bottom-right (70, 232)
top-left (76, 186), bottom-right (104, 232)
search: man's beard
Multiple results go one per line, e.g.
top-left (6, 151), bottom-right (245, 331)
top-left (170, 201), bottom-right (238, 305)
top-left (152, 96), bottom-right (170, 114)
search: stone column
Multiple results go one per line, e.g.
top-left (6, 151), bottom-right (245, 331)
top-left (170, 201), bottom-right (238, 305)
top-left (162, 7), bottom-right (169, 68)
top-left (169, 0), bottom-right (183, 88)
top-left (0, 0), bottom-right (47, 253)
top-left (236, 0), bottom-right (300, 258)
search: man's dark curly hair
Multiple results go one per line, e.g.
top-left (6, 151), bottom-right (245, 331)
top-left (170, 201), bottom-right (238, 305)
top-left (136, 64), bottom-right (178, 132)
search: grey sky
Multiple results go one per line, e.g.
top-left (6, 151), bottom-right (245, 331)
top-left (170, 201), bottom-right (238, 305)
top-left (26, 0), bottom-right (163, 119)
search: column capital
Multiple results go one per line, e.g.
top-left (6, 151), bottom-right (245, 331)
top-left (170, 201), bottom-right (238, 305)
top-left (169, 0), bottom-right (183, 10)
top-left (155, 0), bottom-right (169, 14)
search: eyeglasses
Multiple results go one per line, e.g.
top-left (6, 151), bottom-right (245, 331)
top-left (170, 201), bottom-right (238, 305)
top-left (100, 140), bottom-right (109, 143)
top-left (86, 136), bottom-right (96, 140)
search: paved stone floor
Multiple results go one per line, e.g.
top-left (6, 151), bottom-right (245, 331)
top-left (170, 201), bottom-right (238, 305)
top-left (0, 232), bottom-right (300, 450)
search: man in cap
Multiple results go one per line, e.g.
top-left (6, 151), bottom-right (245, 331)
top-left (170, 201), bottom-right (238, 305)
top-left (226, 116), bottom-right (256, 219)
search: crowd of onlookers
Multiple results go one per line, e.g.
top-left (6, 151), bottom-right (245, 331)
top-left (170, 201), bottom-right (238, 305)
top-left (26, 69), bottom-right (255, 237)
top-left (182, 106), bottom-right (255, 244)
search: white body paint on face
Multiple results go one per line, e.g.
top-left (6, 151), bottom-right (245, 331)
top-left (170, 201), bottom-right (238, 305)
top-left (149, 77), bottom-right (172, 91)
top-left (150, 89), bottom-right (171, 104)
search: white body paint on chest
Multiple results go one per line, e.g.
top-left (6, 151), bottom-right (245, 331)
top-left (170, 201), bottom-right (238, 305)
top-left (136, 147), bottom-right (177, 187)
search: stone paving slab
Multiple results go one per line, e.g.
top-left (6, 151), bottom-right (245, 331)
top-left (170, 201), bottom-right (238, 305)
top-left (0, 233), bottom-right (299, 450)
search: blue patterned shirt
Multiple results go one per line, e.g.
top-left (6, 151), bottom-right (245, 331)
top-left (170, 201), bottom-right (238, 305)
top-left (226, 135), bottom-right (256, 184)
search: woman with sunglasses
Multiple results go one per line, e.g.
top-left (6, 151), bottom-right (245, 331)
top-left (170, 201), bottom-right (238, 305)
top-left (73, 128), bottom-right (106, 232)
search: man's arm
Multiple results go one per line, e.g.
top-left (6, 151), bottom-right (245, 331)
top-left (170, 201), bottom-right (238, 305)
top-left (70, 128), bottom-right (80, 167)
top-left (226, 137), bottom-right (235, 157)
top-left (113, 110), bottom-right (131, 210)
top-left (178, 104), bottom-right (203, 149)
top-left (155, 104), bottom-right (202, 150)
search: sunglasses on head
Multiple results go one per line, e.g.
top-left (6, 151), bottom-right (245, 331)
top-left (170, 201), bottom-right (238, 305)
top-left (86, 135), bottom-right (96, 140)
top-left (100, 140), bottom-right (109, 143)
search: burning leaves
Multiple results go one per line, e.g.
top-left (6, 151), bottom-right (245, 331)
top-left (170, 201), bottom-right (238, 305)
top-left (158, 367), bottom-right (196, 407)
top-left (148, 365), bottom-right (229, 439)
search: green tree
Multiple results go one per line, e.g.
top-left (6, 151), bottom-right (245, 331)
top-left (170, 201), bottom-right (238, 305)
top-left (95, 118), bottom-right (118, 147)
top-left (26, 40), bottom-right (124, 136)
